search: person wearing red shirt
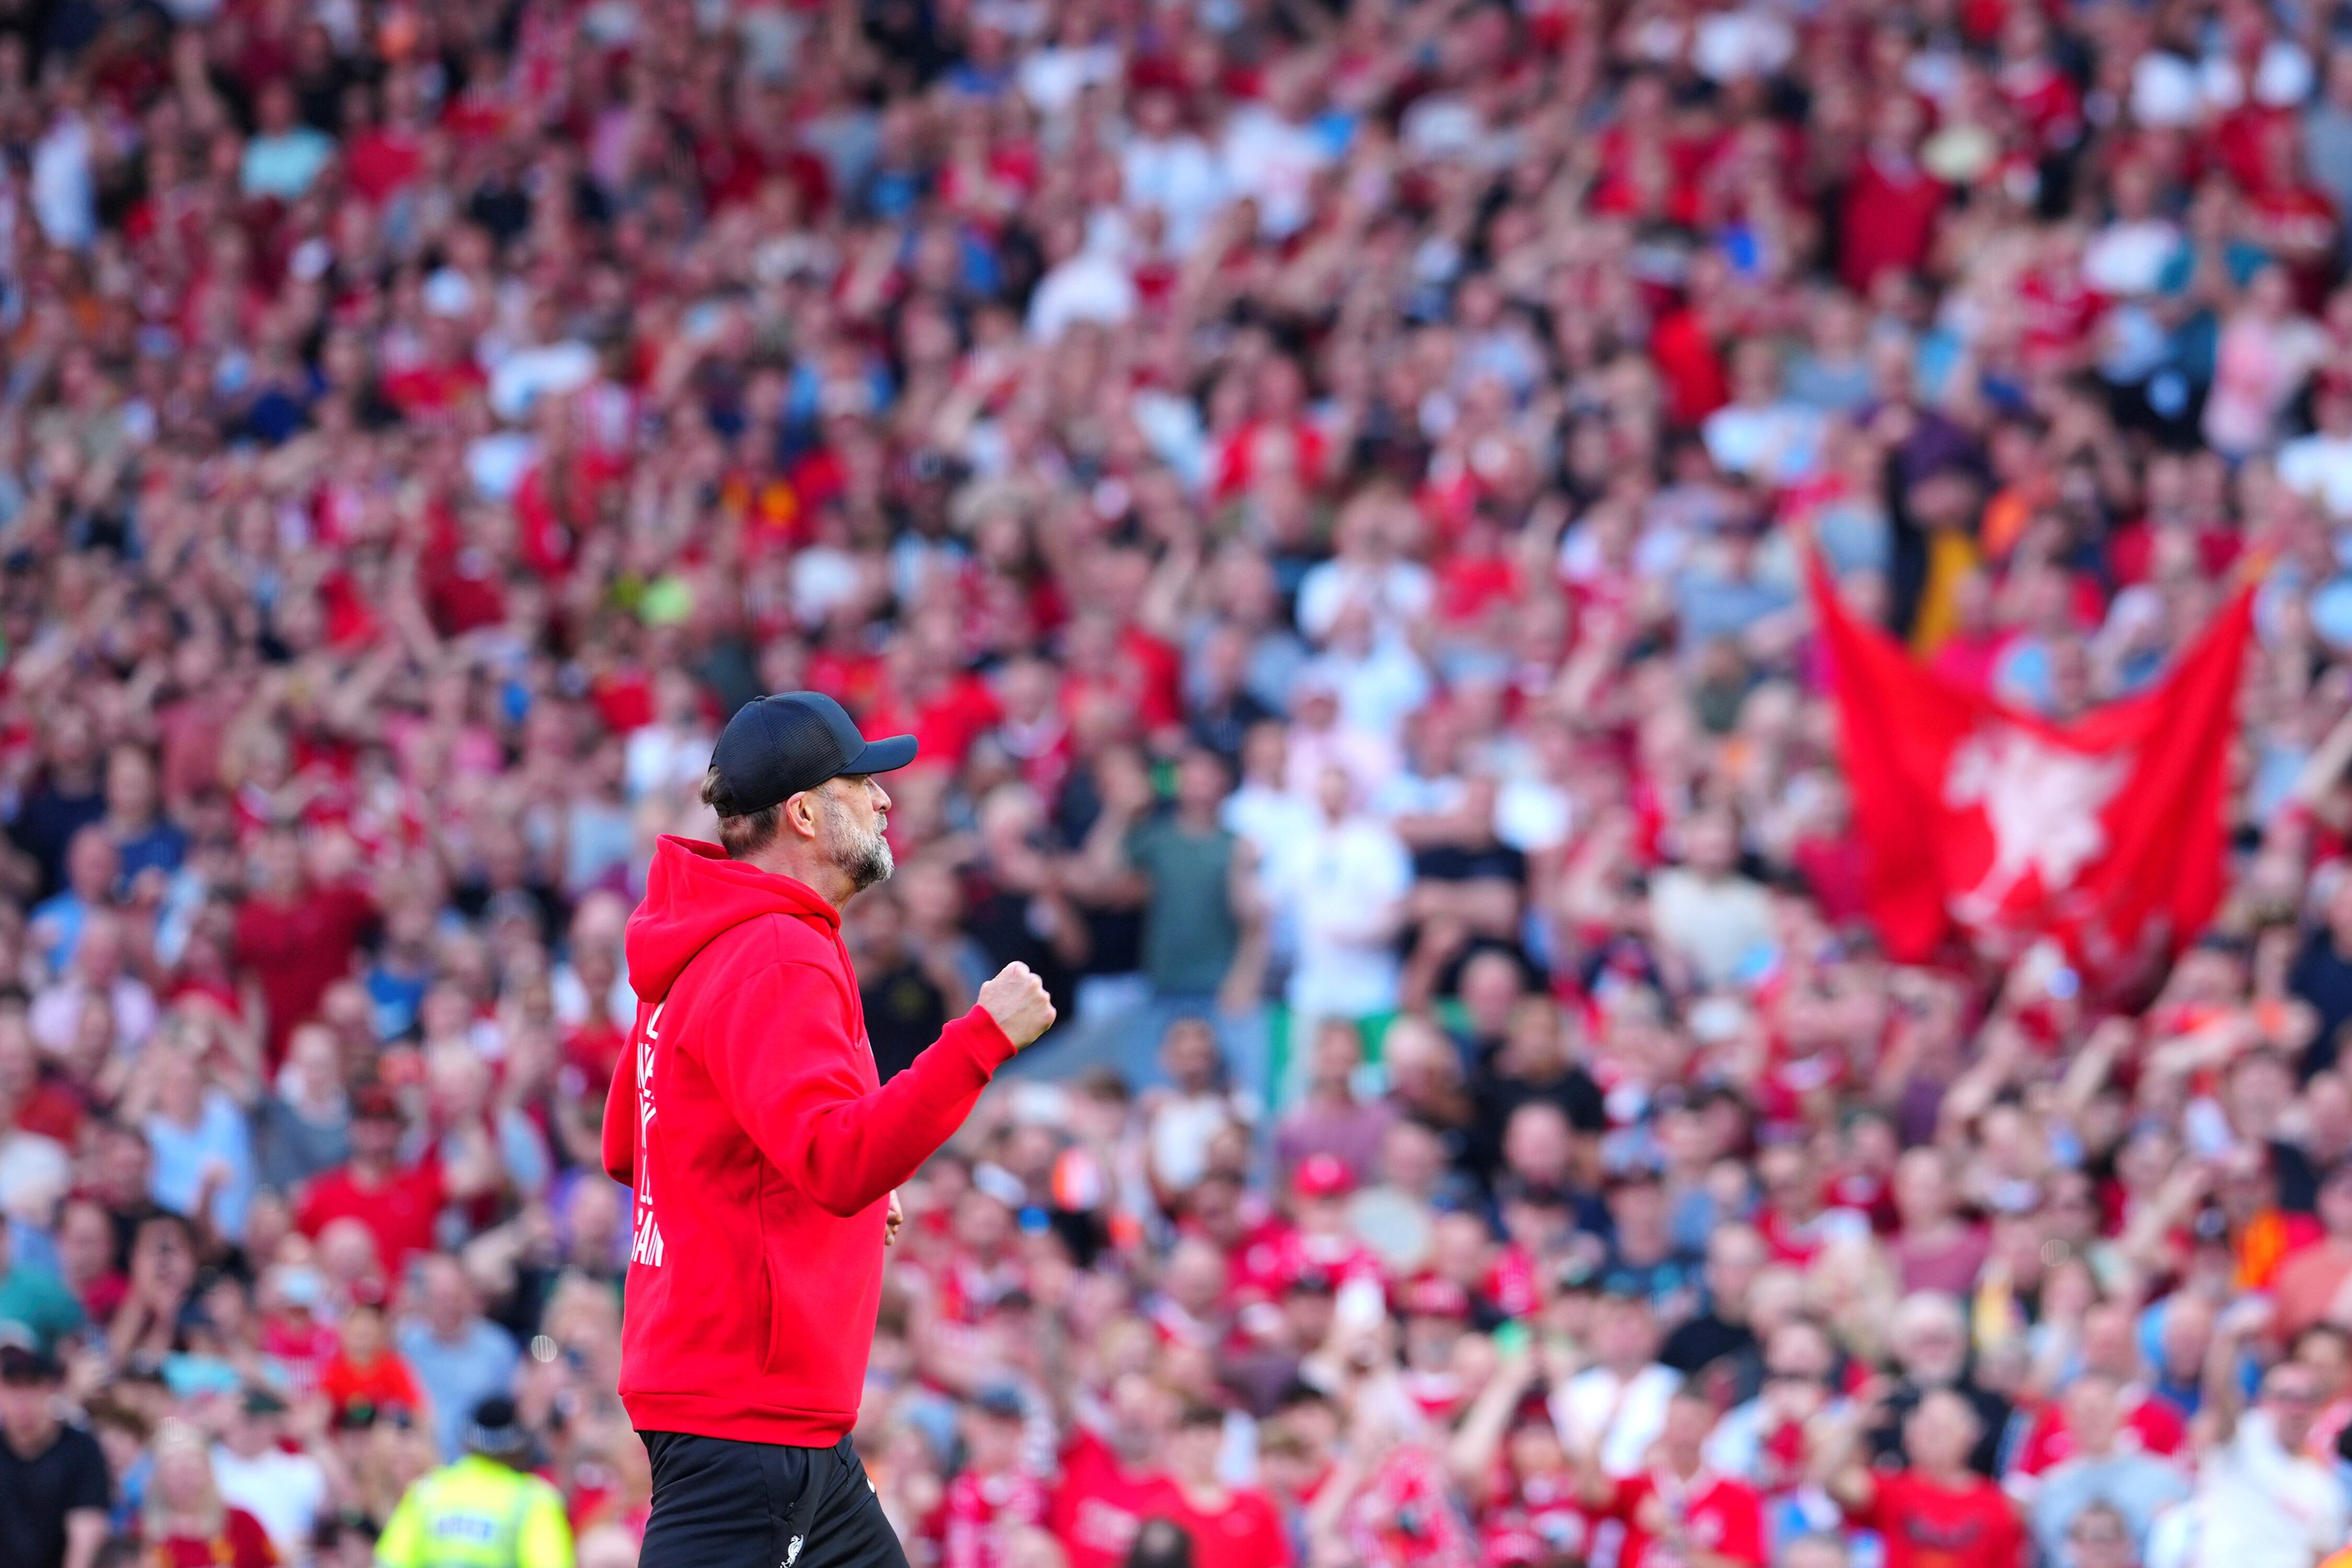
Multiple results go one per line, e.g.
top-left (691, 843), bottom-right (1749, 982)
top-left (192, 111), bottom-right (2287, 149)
top-left (0, 1009), bottom-right (83, 1144)
top-left (315, 1291), bottom-right (426, 1426)
top-left (381, 316), bottom-right (489, 419)
top-left (936, 1388), bottom-right (1052, 1568)
top-left (1161, 1402), bottom-right (1292, 1568)
top-left (2241, 117), bottom-right (2339, 306)
top-left (1889, 1148), bottom-right (1992, 1298)
top-left (864, 633), bottom-right (1007, 775)
top-left (440, 45), bottom-right (515, 142)
top-left (145, 1420), bottom-right (280, 1568)
top-left (1576, 1386), bottom-right (1766, 1568)
top-left (1434, 510), bottom-right (1521, 625)
top-left (343, 67), bottom-right (428, 204)
top-left (988, 657), bottom-right (1076, 806)
top-left (1230, 1155), bottom-right (1387, 1304)
top-left (1652, 291), bottom-right (1732, 429)
top-left (805, 617), bottom-right (890, 719)
top-left (1050, 1375), bottom-right (1181, 1568)
top-left (2006, 1305), bottom-right (2187, 1477)
top-left (1210, 357), bottom-right (1329, 502)
top-left (1590, 75), bottom-right (1709, 229)
top-left (416, 505), bottom-right (512, 638)
top-left (1054, 1373), bottom-right (1185, 1568)
top-left (295, 1086), bottom-right (454, 1270)
top-left (1055, 610), bottom-right (1182, 741)
top-left (255, 1269), bottom-right (339, 1400)
top-left (1755, 1143), bottom-right (1871, 1267)
top-left (1992, 10), bottom-right (2082, 154)
top-left (1823, 1388), bottom-right (2026, 1568)
top-left (1840, 98), bottom-right (1949, 293)
top-left (1397, 1275), bottom-right (1475, 1424)
top-left (233, 828), bottom-right (376, 1067)
top-left (1451, 1341), bottom-right (1596, 1568)
top-left (2016, 234), bottom-right (2102, 372)
top-left (509, 447), bottom-right (592, 584)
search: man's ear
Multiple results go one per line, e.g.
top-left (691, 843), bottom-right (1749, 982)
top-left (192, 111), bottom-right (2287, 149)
top-left (782, 791), bottom-right (817, 841)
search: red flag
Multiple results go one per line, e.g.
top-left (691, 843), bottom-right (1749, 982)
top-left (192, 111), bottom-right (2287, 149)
top-left (1809, 562), bottom-right (2252, 970)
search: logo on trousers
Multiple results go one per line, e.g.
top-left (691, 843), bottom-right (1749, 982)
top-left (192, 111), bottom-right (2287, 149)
top-left (783, 1537), bottom-right (802, 1568)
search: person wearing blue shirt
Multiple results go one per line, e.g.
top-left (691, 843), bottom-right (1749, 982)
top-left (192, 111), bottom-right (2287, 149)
top-left (240, 81), bottom-right (334, 200)
top-left (102, 745), bottom-right (186, 892)
top-left (0, 1220), bottom-right (83, 1353)
top-left (28, 825), bottom-right (118, 978)
top-left (396, 1258), bottom-right (521, 1461)
top-left (136, 1041), bottom-right (257, 1244)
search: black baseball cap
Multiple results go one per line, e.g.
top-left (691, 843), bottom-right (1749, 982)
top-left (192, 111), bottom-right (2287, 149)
top-left (709, 692), bottom-right (919, 816)
top-left (465, 1396), bottom-right (530, 1460)
top-left (0, 1343), bottom-right (62, 1385)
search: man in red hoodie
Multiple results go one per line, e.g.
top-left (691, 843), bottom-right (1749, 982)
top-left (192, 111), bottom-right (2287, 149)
top-left (602, 691), bottom-right (1056, 1568)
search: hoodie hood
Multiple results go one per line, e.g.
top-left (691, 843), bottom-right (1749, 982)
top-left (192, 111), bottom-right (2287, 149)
top-left (626, 835), bottom-right (841, 1005)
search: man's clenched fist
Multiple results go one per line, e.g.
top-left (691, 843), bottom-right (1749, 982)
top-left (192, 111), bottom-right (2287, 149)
top-left (978, 962), bottom-right (1056, 1047)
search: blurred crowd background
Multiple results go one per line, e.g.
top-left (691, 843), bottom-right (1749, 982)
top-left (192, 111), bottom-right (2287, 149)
top-left (16, 1), bottom-right (2352, 1567)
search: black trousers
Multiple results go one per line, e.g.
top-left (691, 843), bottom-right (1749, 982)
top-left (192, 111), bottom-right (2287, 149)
top-left (638, 1431), bottom-right (909, 1568)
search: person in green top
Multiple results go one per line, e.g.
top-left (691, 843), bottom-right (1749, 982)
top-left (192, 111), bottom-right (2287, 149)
top-left (1127, 749), bottom-right (1244, 994)
top-left (0, 1219), bottom-right (84, 1353)
top-left (376, 1398), bottom-right (574, 1568)
top-left (1087, 745), bottom-right (1269, 1099)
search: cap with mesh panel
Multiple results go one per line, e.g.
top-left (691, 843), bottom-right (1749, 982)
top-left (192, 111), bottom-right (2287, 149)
top-left (708, 691), bottom-right (919, 816)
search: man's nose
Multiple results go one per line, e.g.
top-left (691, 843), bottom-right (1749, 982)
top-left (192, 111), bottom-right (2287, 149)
top-left (870, 778), bottom-right (892, 813)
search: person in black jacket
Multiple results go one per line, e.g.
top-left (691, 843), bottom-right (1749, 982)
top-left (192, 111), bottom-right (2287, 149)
top-left (1661, 1224), bottom-right (1770, 1393)
top-left (0, 1344), bottom-right (110, 1568)
top-left (1865, 1290), bottom-right (2014, 1478)
top-left (1468, 993), bottom-right (1605, 1191)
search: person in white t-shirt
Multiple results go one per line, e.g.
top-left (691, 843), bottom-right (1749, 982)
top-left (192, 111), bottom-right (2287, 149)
top-left (1016, 11), bottom-right (1120, 120)
top-left (210, 1390), bottom-right (329, 1561)
top-left (1305, 603), bottom-right (1432, 748)
top-left (1217, 61), bottom-right (1331, 240)
top-left (622, 668), bottom-right (714, 803)
top-left (2164, 1302), bottom-right (2347, 1568)
top-left (1122, 87), bottom-right (1227, 257)
top-left (2277, 376), bottom-right (2352, 522)
top-left (1273, 765), bottom-right (1413, 1031)
top-left (2082, 159), bottom-right (2183, 298)
top-left (1283, 673), bottom-right (1402, 805)
top-left (1295, 489), bottom-right (1436, 645)
top-left (1025, 212), bottom-right (1137, 343)
top-left (1648, 810), bottom-right (1776, 989)
top-left (1703, 340), bottom-right (1826, 486)
top-left (1550, 1288), bottom-right (1681, 1478)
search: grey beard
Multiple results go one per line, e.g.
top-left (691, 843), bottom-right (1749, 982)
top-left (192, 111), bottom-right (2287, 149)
top-left (840, 829), bottom-right (894, 891)
top-left (821, 798), bottom-right (895, 891)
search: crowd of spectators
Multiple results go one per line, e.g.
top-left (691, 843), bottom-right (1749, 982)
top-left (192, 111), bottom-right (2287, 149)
top-left (19, 1), bottom-right (2352, 1568)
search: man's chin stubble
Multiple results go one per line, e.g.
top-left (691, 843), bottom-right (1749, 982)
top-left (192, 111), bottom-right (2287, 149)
top-left (823, 801), bottom-right (893, 892)
top-left (837, 827), bottom-right (893, 891)
top-left (849, 840), bottom-right (894, 891)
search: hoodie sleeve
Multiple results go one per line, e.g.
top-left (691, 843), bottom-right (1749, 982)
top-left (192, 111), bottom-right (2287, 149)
top-left (700, 960), bottom-right (1018, 1217)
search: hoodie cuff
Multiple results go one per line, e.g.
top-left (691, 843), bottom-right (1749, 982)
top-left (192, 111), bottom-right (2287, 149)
top-left (949, 1004), bottom-right (1020, 1076)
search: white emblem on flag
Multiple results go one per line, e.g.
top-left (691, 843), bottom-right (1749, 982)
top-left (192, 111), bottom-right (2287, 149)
top-left (1942, 725), bottom-right (2129, 925)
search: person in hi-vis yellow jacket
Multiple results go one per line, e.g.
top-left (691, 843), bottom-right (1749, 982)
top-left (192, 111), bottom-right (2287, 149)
top-left (376, 1399), bottom-right (573, 1568)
